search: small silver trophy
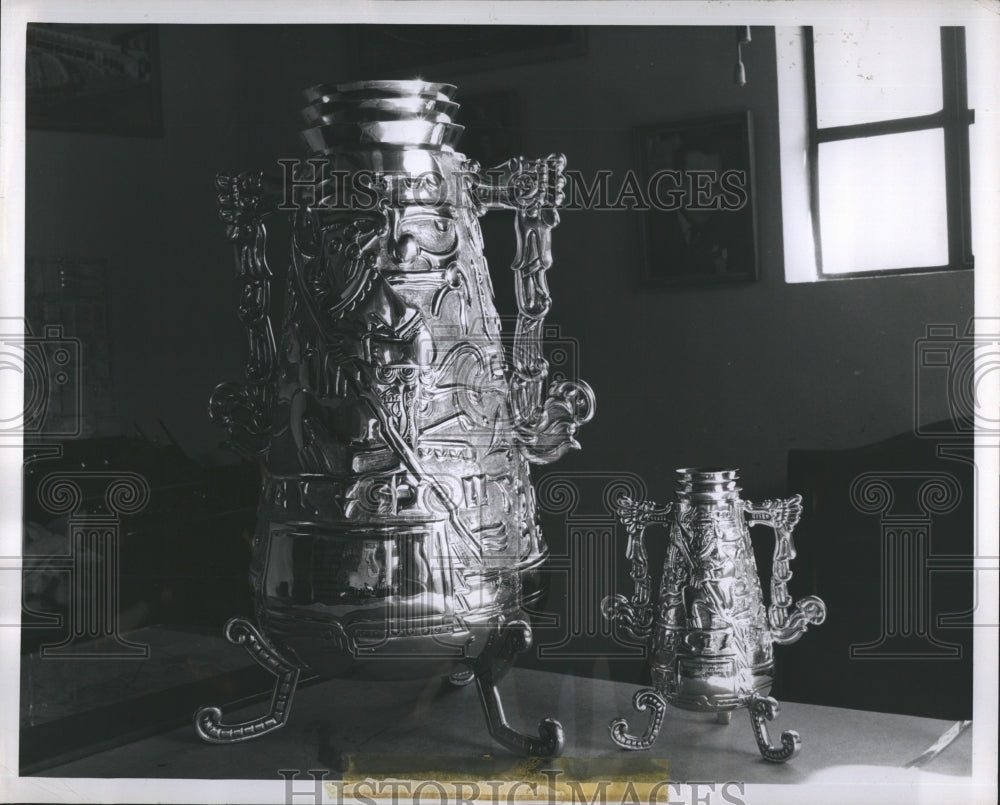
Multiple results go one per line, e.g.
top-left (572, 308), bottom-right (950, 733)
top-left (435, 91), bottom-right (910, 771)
top-left (603, 468), bottom-right (826, 761)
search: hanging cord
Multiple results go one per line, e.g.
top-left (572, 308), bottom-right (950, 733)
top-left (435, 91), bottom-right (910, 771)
top-left (735, 26), bottom-right (752, 87)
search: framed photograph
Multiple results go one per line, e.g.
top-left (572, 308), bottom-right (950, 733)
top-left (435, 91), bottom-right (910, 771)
top-left (637, 110), bottom-right (758, 286)
top-left (26, 23), bottom-right (163, 136)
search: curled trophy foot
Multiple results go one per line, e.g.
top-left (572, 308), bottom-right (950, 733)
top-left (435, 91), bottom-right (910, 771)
top-left (609, 688), bottom-right (667, 751)
top-left (446, 667), bottom-right (476, 687)
top-left (480, 714), bottom-right (566, 758)
top-left (193, 617), bottom-right (300, 744)
top-left (748, 694), bottom-right (801, 763)
top-left (536, 718), bottom-right (567, 757)
top-left (505, 619), bottom-right (533, 654)
top-left (469, 620), bottom-right (565, 757)
top-left (716, 711), bottom-right (733, 725)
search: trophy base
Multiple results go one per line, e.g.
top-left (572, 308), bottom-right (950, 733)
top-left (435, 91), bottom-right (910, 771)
top-left (609, 687), bottom-right (802, 763)
top-left (193, 615), bottom-right (564, 758)
top-left (650, 656), bottom-right (775, 711)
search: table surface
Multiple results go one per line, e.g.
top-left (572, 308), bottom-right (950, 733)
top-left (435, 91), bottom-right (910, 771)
top-left (37, 667), bottom-right (973, 786)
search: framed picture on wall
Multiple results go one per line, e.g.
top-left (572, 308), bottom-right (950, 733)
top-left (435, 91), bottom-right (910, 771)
top-left (636, 110), bottom-right (758, 286)
top-left (26, 23), bottom-right (163, 136)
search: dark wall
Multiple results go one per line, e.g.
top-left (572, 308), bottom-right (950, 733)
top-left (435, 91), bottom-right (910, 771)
top-left (25, 25), bottom-right (975, 713)
top-left (26, 25), bottom-right (972, 489)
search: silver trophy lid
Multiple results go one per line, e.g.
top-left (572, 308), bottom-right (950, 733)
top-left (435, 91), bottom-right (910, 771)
top-left (301, 80), bottom-right (464, 154)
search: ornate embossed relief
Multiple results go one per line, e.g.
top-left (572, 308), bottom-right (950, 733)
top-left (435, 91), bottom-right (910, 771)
top-left (198, 80), bottom-right (594, 757)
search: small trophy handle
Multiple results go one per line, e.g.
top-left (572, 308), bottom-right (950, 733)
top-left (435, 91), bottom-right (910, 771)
top-left (209, 171), bottom-right (282, 462)
top-left (471, 154), bottom-right (595, 465)
top-left (601, 496), bottom-right (673, 642)
top-left (744, 494), bottom-right (827, 645)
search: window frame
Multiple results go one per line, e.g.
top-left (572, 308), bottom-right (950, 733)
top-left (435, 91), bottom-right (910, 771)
top-left (802, 25), bottom-right (975, 280)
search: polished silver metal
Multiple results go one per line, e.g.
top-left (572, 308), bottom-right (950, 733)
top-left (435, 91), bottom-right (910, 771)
top-left (303, 80), bottom-right (458, 103)
top-left (609, 688), bottom-right (668, 750)
top-left (195, 80), bottom-right (594, 756)
top-left (194, 618), bottom-right (300, 743)
top-left (603, 468), bottom-right (826, 762)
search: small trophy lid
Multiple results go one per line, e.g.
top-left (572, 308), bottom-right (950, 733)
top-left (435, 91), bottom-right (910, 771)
top-left (676, 468), bottom-right (742, 501)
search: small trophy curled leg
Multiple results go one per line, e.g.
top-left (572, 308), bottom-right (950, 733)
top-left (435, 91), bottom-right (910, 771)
top-left (609, 688), bottom-right (668, 751)
top-left (748, 694), bottom-right (802, 762)
top-left (465, 620), bottom-right (565, 757)
top-left (194, 617), bottom-right (301, 743)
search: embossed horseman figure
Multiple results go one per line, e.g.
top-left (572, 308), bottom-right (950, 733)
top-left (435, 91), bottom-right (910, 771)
top-left (195, 81), bottom-right (594, 756)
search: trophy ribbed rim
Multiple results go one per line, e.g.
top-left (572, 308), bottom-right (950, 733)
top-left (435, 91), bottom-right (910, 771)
top-left (301, 120), bottom-right (465, 154)
top-left (303, 80), bottom-right (458, 104)
top-left (676, 468), bottom-right (741, 499)
top-left (301, 97), bottom-right (461, 126)
top-left (302, 105), bottom-right (459, 127)
top-left (676, 467), bottom-right (740, 479)
top-left (300, 80), bottom-right (465, 153)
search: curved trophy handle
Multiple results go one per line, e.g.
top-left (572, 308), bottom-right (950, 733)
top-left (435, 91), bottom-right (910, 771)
top-left (744, 494), bottom-right (827, 645)
top-left (601, 496), bottom-right (673, 642)
top-left (470, 154), bottom-right (595, 465)
top-left (210, 171), bottom-right (282, 461)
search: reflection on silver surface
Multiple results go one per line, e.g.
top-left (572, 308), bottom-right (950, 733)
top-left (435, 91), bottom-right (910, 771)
top-left (301, 80), bottom-right (464, 152)
top-left (302, 98), bottom-right (462, 126)
top-left (302, 120), bottom-right (466, 153)
top-left (303, 80), bottom-right (458, 103)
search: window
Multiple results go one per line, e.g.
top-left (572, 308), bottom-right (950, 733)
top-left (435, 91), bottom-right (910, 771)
top-left (778, 25), bottom-right (974, 281)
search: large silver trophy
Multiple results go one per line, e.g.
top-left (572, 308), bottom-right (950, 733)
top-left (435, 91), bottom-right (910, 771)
top-left (603, 469), bottom-right (826, 761)
top-left (194, 81), bottom-right (594, 756)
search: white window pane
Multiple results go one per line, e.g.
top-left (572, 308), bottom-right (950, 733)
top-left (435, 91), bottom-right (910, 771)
top-left (818, 129), bottom-right (949, 274)
top-left (814, 24), bottom-right (943, 128)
